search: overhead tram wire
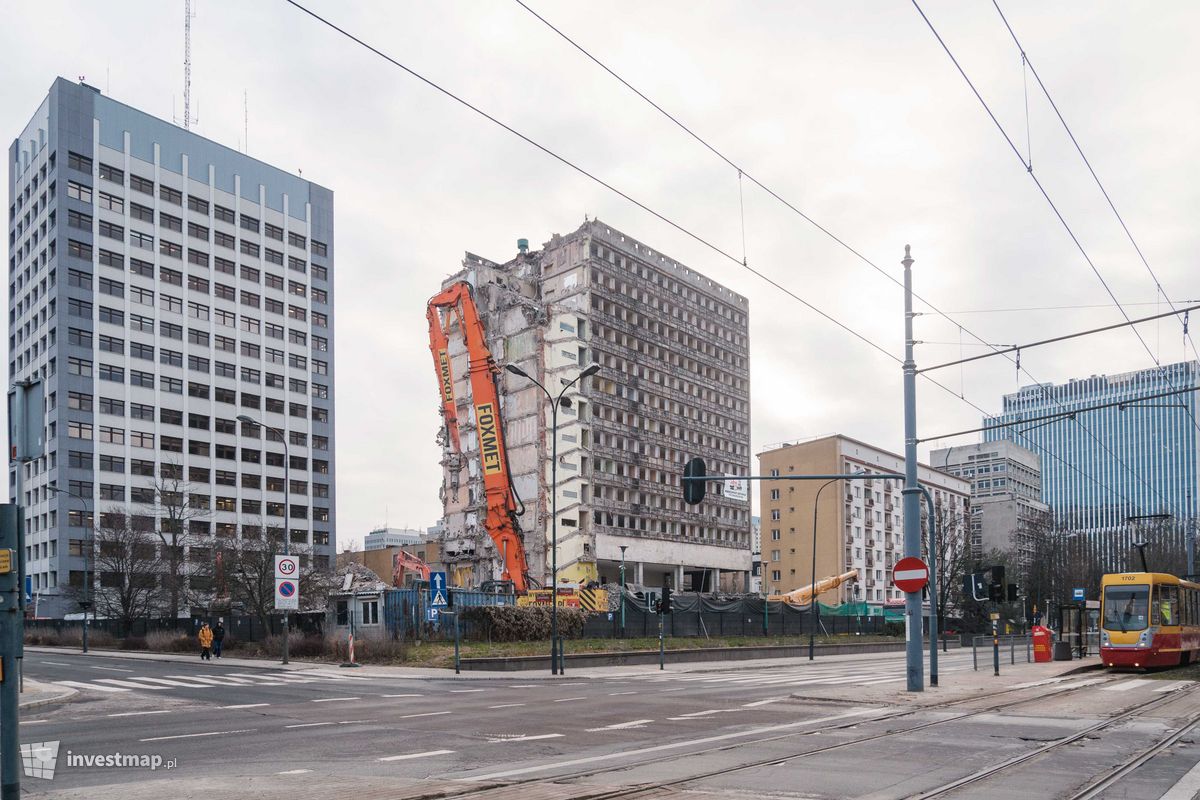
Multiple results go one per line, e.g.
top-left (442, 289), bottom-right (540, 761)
top-left (281, 0), bottom-right (1147, 514)
top-left (509, 0), bottom-right (1161, 511)
top-left (911, 0), bottom-right (1200, 448)
top-left (991, 0), bottom-right (1200, 370)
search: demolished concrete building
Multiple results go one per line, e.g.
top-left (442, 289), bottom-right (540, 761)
top-left (434, 219), bottom-right (752, 592)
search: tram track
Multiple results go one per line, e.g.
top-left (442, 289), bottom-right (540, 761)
top-left (402, 669), bottom-right (1125, 800)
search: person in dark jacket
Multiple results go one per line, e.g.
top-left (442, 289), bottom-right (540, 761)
top-left (213, 619), bottom-right (226, 658)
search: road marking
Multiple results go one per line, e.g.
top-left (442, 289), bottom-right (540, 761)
top-left (277, 769), bottom-right (312, 775)
top-left (487, 733), bottom-right (564, 743)
top-left (1153, 681), bottom-right (1193, 693)
top-left (608, 691), bottom-right (638, 696)
top-left (133, 677), bottom-right (214, 688)
top-left (54, 680), bottom-right (128, 693)
top-left (337, 720), bottom-right (369, 725)
top-left (222, 703), bottom-right (270, 709)
top-left (553, 696), bottom-right (587, 703)
top-left (41, 661), bottom-right (71, 666)
top-left (382, 694), bottom-right (423, 698)
top-left (489, 703), bottom-right (526, 709)
top-left (508, 684), bottom-right (538, 688)
top-left (90, 665), bottom-right (134, 673)
top-left (108, 710), bottom-right (172, 718)
top-left (558, 682), bottom-right (586, 686)
top-left (675, 709), bottom-right (735, 718)
top-left (466, 708), bottom-right (876, 781)
top-left (379, 749), bottom-right (456, 762)
top-left (93, 679), bottom-right (170, 690)
top-left (586, 719), bottom-right (653, 731)
top-left (285, 722), bottom-right (334, 729)
top-left (166, 675), bottom-right (250, 686)
top-left (661, 687), bottom-right (688, 692)
top-left (743, 697), bottom-right (787, 708)
top-left (401, 711), bottom-right (452, 719)
top-left (22, 720), bottom-right (48, 725)
top-left (1161, 754), bottom-right (1200, 799)
top-left (1101, 679), bottom-right (1154, 692)
top-left (140, 729), bottom-right (254, 742)
top-left (311, 697), bottom-right (360, 703)
top-left (449, 689), bottom-right (486, 693)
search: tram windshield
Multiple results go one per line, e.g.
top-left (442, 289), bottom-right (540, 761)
top-left (1103, 585), bottom-right (1149, 632)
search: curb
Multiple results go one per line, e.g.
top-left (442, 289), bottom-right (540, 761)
top-left (23, 645), bottom-right (328, 671)
top-left (20, 685), bottom-right (77, 711)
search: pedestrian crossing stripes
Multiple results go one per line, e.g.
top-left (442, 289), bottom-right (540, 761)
top-left (54, 669), bottom-right (372, 694)
top-left (597, 654), bottom-right (979, 691)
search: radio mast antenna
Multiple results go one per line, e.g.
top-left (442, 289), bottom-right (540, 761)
top-left (183, 0), bottom-right (197, 129)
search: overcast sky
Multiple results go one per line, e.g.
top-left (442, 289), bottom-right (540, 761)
top-left (4, 2), bottom-right (1198, 547)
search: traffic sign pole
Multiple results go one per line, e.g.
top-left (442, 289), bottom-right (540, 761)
top-left (901, 245), bottom-right (925, 693)
top-left (1, 505), bottom-right (24, 800)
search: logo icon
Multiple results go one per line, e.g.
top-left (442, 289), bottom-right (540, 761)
top-left (21, 741), bottom-right (60, 779)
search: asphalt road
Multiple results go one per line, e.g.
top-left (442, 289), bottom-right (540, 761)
top-left (15, 648), bottom-right (1200, 799)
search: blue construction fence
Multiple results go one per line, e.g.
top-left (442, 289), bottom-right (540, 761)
top-left (383, 587), bottom-right (514, 641)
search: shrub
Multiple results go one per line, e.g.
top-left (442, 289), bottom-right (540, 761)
top-left (145, 630), bottom-right (196, 652)
top-left (119, 637), bottom-right (149, 650)
top-left (461, 605), bottom-right (591, 642)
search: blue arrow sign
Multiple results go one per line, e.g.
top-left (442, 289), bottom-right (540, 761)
top-left (430, 572), bottom-right (448, 607)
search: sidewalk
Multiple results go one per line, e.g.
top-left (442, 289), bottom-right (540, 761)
top-left (787, 654), bottom-right (1103, 708)
top-left (24, 642), bottom-right (1093, 684)
top-left (19, 677), bottom-right (76, 710)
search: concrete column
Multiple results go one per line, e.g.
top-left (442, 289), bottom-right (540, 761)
top-left (712, 569), bottom-right (721, 592)
top-left (635, 562), bottom-right (644, 585)
top-left (675, 565), bottom-right (685, 591)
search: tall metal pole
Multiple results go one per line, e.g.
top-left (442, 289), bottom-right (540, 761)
top-left (810, 478), bottom-right (839, 661)
top-left (550, 399), bottom-right (559, 675)
top-left (619, 545), bottom-right (627, 635)
top-left (47, 485), bottom-right (91, 652)
top-left (1, 505), bottom-right (23, 800)
top-left (281, 429), bottom-right (290, 666)
top-left (1188, 490), bottom-right (1195, 578)
top-left (902, 245), bottom-right (925, 692)
top-left (920, 487), bottom-right (939, 687)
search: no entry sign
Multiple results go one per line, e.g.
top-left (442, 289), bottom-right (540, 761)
top-left (892, 557), bottom-right (929, 594)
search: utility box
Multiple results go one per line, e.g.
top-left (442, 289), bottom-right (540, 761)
top-left (1032, 625), bottom-right (1054, 663)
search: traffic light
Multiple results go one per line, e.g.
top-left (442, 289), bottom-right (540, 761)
top-left (964, 572), bottom-right (988, 602)
top-left (1006, 584), bottom-right (1019, 603)
top-left (683, 458), bottom-right (707, 505)
top-left (660, 586), bottom-right (672, 615)
top-left (988, 565), bottom-right (1006, 601)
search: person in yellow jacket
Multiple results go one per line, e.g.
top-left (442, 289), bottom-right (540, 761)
top-left (198, 623), bottom-right (214, 661)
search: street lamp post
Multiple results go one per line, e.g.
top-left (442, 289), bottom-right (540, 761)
top-left (619, 545), bottom-right (628, 636)
top-left (47, 484), bottom-right (92, 652)
top-left (238, 414), bottom-right (290, 665)
top-left (505, 361), bottom-right (600, 675)
top-left (809, 471), bottom-right (865, 661)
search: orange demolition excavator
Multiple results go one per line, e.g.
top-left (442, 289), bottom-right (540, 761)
top-left (427, 281), bottom-right (532, 593)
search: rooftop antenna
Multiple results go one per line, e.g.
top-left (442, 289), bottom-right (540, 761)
top-left (243, 90), bottom-right (248, 154)
top-left (182, 0), bottom-right (198, 130)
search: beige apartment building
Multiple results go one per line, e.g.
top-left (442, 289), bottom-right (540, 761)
top-left (757, 435), bottom-right (970, 609)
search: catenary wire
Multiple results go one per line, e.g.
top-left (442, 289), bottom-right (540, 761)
top-left (282, 0), bottom-right (1146, 513)
top-left (509, 0), bottom-right (1158, 511)
top-left (991, 0), bottom-right (1200, 370)
top-left (912, 0), bottom-right (1200, 444)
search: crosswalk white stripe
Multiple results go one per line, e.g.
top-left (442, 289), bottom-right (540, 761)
top-left (1101, 679), bottom-right (1154, 691)
top-left (131, 677), bottom-right (214, 688)
top-left (56, 680), bottom-right (128, 692)
top-left (92, 678), bottom-right (171, 690)
top-left (1153, 681), bottom-right (1193, 693)
top-left (166, 675), bottom-right (252, 686)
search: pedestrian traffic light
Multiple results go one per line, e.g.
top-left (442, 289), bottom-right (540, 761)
top-left (1007, 584), bottom-right (1019, 603)
top-left (988, 565), bottom-right (1006, 601)
top-left (660, 586), bottom-right (672, 615)
top-left (683, 458), bottom-right (706, 505)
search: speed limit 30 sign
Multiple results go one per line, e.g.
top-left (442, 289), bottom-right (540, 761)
top-left (275, 555), bottom-right (299, 579)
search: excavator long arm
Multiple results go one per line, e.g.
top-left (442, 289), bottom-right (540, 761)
top-left (427, 281), bottom-right (532, 593)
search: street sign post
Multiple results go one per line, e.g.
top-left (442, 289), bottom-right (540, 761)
top-left (892, 557), bottom-right (929, 594)
top-left (430, 571), bottom-right (448, 607)
top-left (275, 579), bottom-right (299, 611)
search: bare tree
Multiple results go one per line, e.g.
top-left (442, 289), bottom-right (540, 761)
top-left (922, 503), bottom-right (970, 635)
top-left (139, 461), bottom-right (209, 618)
top-left (80, 511), bottom-right (165, 635)
top-left (218, 524), bottom-right (335, 632)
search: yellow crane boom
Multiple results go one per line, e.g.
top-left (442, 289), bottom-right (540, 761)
top-left (770, 570), bottom-right (859, 605)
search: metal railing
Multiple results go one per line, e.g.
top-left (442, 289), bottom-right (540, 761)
top-left (972, 634), bottom-right (1031, 670)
